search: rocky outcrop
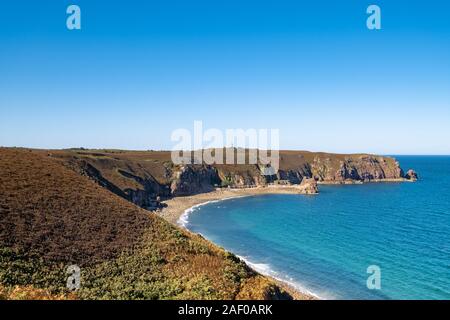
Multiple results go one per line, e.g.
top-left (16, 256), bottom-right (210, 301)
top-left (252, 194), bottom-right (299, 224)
top-left (405, 169), bottom-right (418, 181)
top-left (170, 165), bottom-right (221, 196)
top-left (309, 155), bottom-right (404, 182)
top-left (117, 169), bottom-right (170, 209)
top-left (296, 178), bottom-right (319, 194)
top-left (238, 155), bottom-right (408, 186)
top-left (276, 167), bottom-right (311, 184)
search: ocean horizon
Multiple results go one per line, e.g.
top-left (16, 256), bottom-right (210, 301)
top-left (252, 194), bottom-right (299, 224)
top-left (182, 156), bottom-right (450, 299)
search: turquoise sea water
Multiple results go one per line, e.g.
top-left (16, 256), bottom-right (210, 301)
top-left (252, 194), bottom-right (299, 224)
top-left (183, 157), bottom-right (450, 299)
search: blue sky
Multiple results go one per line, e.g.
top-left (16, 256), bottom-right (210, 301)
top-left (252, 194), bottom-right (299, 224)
top-left (1, 0), bottom-right (449, 154)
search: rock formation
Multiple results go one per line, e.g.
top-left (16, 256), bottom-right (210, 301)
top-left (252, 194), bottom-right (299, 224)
top-left (405, 169), bottom-right (418, 181)
top-left (170, 165), bottom-right (221, 196)
top-left (296, 178), bottom-right (319, 194)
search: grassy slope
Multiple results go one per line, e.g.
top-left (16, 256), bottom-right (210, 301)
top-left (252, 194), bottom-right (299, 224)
top-left (0, 148), bottom-right (289, 300)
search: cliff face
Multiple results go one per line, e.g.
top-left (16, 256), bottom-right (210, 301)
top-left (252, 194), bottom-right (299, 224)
top-left (63, 157), bottom-right (171, 209)
top-left (272, 153), bottom-right (405, 185)
top-left (309, 155), bottom-right (404, 182)
top-left (170, 165), bottom-right (221, 196)
top-left (47, 149), bottom-right (413, 210)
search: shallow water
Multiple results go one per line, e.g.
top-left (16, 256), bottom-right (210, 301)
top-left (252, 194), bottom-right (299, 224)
top-left (184, 156), bottom-right (450, 299)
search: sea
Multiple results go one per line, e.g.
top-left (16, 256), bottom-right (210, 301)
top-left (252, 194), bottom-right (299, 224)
top-left (181, 156), bottom-right (450, 299)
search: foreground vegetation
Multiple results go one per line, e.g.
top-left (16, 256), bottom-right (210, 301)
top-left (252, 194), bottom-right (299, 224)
top-left (0, 148), bottom-right (290, 300)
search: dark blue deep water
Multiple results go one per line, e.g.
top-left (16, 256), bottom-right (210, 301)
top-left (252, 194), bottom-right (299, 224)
top-left (184, 157), bottom-right (450, 299)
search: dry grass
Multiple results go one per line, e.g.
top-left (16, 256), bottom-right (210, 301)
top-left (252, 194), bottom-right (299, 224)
top-left (0, 148), bottom-right (153, 265)
top-left (0, 148), bottom-right (293, 300)
top-left (0, 285), bottom-right (76, 300)
top-left (236, 276), bottom-right (291, 300)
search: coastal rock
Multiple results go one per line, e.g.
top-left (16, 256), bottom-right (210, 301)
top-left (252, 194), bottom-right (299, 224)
top-left (118, 169), bottom-right (171, 208)
top-left (405, 169), bottom-right (418, 181)
top-left (170, 165), bottom-right (221, 196)
top-left (216, 165), bottom-right (268, 188)
top-left (64, 158), bottom-right (170, 209)
top-left (309, 155), bottom-right (404, 182)
top-left (276, 169), bottom-right (303, 184)
top-left (296, 178), bottom-right (319, 194)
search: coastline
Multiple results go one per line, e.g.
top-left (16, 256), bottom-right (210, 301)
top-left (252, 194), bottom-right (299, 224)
top-left (159, 186), bottom-right (318, 300)
top-left (317, 177), bottom-right (412, 185)
top-left (158, 179), bottom-right (415, 300)
top-left (159, 186), bottom-right (307, 225)
top-left (159, 179), bottom-right (413, 224)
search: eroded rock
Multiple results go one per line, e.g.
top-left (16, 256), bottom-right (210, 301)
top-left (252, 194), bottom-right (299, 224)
top-left (296, 178), bottom-right (319, 194)
top-left (405, 169), bottom-right (418, 181)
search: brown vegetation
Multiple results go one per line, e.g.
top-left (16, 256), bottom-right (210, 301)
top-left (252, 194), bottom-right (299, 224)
top-left (0, 148), bottom-right (152, 265)
top-left (0, 285), bottom-right (76, 300)
top-left (0, 148), bottom-right (292, 300)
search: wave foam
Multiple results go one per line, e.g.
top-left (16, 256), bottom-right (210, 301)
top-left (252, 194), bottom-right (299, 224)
top-left (177, 196), bottom-right (331, 300)
top-left (177, 196), bottom-right (244, 228)
top-left (236, 255), bottom-right (326, 300)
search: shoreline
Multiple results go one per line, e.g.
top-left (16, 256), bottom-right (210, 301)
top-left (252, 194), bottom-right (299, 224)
top-left (159, 179), bottom-right (412, 224)
top-left (159, 186), bottom-right (318, 300)
top-left (317, 177), bottom-right (412, 184)
top-left (159, 186), bottom-right (307, 225)
top-left (158, 180), bottom-right (414, 300)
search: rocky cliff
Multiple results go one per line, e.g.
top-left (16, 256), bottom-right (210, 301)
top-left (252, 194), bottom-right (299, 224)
top-left (295, 178), bottom-right (319, 194)
top-left (46, 149), bottom-right (416, 211)
top-left (309, 155), bottom-right (404, 182)
top-left (170, 165), bottom-right (221, 196)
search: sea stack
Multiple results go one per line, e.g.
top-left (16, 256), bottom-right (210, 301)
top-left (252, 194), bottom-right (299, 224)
top-left (405, 169), bottom-right (419, 181)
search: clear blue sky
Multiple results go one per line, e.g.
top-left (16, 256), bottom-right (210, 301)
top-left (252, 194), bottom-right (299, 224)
top-left (1, 0), bottom-right (449, 154)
